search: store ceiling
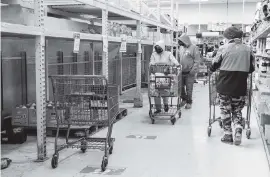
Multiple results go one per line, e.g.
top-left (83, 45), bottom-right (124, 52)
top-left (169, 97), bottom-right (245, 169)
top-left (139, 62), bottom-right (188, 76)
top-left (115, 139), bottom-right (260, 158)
top-left (145, 0), bottom-right (257, 6)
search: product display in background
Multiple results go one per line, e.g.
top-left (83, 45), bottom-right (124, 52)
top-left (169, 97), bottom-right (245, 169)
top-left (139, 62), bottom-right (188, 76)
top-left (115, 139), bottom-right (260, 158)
top-left (108, 22), bottom-right (133, 37)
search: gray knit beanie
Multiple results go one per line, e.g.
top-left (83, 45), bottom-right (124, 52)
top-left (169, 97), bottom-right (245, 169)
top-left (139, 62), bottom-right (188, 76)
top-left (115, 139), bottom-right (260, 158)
top-left (223, 26), bottom-right (243, 39)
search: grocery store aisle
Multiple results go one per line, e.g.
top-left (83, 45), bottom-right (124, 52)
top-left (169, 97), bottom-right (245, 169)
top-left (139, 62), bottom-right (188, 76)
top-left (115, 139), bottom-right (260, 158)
top-left (2, 84), bottom-right (270, 177)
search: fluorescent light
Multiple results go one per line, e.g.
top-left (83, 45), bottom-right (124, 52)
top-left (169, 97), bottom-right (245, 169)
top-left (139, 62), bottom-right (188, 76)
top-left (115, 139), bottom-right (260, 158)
top-left (190, 0), bottom-right (208, 2)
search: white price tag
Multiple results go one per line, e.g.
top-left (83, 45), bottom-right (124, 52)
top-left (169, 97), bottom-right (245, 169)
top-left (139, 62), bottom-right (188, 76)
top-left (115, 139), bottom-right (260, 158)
top-left (266, 37), bottom-right (270, 50)
top-left (120, 41), bottom-right (127, 53)
top-left (40, 35), bottom-right (45, 47)
top-left (73, 33), bottom-right (80, 53)
top-left (138, 42), bottom-right (142, 54)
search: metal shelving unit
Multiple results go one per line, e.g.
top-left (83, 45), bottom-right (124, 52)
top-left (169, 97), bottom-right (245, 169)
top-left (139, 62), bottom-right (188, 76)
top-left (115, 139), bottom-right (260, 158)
top-left (251, 21), bottom-right (270, 42)
top-left (250, 3), bottom-right (270, 150)
top-left (1, 0), bottom-right (180, 161)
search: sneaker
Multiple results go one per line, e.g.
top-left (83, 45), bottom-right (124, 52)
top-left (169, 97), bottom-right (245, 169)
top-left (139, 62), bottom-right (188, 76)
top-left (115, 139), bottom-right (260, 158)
top-left (185, 104), bottom-right (192, 109)
top-left (221, 134), bottom-right (233, 144)
top-left (154, 110), bottom-right (161, 114)
top-left (234, 127), bottom-right (243, 146)
top-left (164, 105), bottom-right (169, 112)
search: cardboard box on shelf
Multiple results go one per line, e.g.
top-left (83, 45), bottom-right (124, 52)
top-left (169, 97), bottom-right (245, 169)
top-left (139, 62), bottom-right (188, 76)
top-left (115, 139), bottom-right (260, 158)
top-left (12, 106), bottom-right (29, 126)
top-left (28, 103), bottom-right (36, 127)
top-left (28, 107), bottom-right (36, 127)
top-left (46, 107), bottom-right (57, 128)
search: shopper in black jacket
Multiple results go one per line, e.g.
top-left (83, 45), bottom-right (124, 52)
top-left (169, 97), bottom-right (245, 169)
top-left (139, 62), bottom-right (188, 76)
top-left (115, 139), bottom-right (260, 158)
top-left (209, 26), bottom-right (255, 146)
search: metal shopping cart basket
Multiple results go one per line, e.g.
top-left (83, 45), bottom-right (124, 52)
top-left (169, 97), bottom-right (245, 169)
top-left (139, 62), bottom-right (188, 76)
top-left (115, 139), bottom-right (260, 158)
top-left (207, 69), bottom-right (252, 139)
top-left (148, 64), bottom-right (182, 125)
top-left (49, 75), bottom-right (119, 171)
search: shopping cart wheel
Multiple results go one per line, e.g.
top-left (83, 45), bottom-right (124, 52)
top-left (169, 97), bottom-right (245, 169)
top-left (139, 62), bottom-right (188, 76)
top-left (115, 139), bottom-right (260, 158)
top-left (109, 146), bottom-right (113, 154)
top-left (81, 140), bottom-right (87, 153)
top-left (219, 121), bottom-right (223, 128)
top-left (242, 119), bottom-right (246, 129)
top-left (51, 153), bottom-right (59, 169)
top-left (149, 110), bottom-right (153, 118)
top-left (178, 111), bottom-right (182, 118)
top-left (123, 110), bottom-right (127, 117)
top-left (101, 157), bottom-right (108, 172)
top-left (246, 129), bottom-right (251, 139)
top-left (207, 126), bottom-right (212, 137)
top-left (171, 117), bottom-right (176, 125)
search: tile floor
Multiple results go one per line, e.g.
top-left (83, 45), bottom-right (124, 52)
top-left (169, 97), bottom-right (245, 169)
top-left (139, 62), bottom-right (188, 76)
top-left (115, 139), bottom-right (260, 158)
top-left (1, 84), bottom-right (270, 177)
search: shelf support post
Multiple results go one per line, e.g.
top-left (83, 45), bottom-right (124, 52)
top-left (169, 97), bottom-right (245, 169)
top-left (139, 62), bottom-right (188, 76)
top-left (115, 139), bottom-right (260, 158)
top-left (134, 0), bottom-right (143, 107)
top-left (102, 1), bottom-right (109, 79)
top-left (157, 0), bottom-right (161, 41)
top-left (171, 0), bottom-right (174, 53)
top-left (34, 0), bottom-right (47, 162)
top-left (176, 2), bottom-right (179, 61)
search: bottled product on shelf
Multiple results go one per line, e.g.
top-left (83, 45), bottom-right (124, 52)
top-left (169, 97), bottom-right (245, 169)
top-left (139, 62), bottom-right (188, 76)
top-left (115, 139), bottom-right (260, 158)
top-left (260, 58), bottom-right (268, 73)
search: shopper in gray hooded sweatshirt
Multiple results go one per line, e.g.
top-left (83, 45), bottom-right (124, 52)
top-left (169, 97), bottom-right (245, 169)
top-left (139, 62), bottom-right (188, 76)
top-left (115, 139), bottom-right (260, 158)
top-left (178, 34), bottom-right (201, 109)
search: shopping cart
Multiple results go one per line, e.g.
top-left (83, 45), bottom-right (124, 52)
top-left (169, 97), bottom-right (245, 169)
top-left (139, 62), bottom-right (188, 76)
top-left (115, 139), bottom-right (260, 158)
top-left (207, 69), bottom-right (252, 139)
top-left (49, 75), bottom-right (119, 171)
top-left (148, 64), bottom-right (182, 125)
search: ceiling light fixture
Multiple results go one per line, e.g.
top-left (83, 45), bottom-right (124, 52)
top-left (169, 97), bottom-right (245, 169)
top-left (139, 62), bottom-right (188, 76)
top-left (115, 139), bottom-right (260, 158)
top-left (190, 0), bottom-right (208, 2)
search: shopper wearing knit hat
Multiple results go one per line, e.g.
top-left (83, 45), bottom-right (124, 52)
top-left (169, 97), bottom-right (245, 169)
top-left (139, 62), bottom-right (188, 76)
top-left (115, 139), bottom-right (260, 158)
top-left (209, 26), bottom-right (255, 146)
top-left (223, 26), bottom-right (243, 40)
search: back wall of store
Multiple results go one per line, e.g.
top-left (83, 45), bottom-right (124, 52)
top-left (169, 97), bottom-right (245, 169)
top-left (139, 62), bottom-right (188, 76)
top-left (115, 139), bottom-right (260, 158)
top-left (177, 2), bottom-right (256, 25)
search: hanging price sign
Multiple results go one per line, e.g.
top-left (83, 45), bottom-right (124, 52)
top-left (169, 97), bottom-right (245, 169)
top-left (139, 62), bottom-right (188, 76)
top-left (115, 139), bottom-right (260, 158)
top-left (102, 35), bottom-right (108, 52)
top-left (138, 40), bottom-right (142, 54)
top-left (73, 32), bottom-right (80, 53)
top-left (120, 36), bottom-right (127, 53)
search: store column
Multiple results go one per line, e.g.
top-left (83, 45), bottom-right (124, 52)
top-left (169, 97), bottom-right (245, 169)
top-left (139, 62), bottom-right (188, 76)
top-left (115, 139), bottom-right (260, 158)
top-left (34, 0), bottom-right (47, 161)
top-left (134, 20), bottom-right (143, 107)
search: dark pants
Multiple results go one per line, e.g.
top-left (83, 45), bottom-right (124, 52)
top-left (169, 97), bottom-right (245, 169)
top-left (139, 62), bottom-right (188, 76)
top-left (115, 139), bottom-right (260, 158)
top-left (181, 73), bottom-right (195, 104)
top-left (154, 89), bottom-right (169, 110)
top-left (218, 94), bottom-right (246, 134)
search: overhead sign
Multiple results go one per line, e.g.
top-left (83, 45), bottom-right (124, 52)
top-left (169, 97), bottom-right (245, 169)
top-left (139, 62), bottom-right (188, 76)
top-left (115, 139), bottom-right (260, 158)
top-left (202, 32), bottom-right (220, 37)
top-left (208, 23), bottom-right (232, 32)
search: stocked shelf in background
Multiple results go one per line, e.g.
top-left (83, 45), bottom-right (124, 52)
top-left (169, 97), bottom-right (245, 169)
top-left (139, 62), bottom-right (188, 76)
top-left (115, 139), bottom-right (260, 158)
top-left (251, 21), bottom-right (270, 42)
